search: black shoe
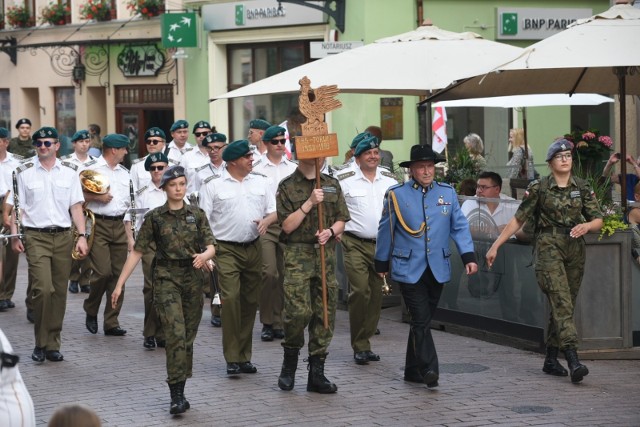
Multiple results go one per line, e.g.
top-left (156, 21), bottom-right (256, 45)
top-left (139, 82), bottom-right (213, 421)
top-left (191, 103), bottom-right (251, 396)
top-left (156, 339), bottom-right (166, 348)
top-left (261, 325), bottom-right (274, 342)
top-left (239, 362), bottom-right (257, 373)
top-left (31, 346), bottom-right (45, 362)
top-left (210, 315), bottom-right (221, 327)
top-left (80, 285), bottom-right (91, 293)
top-left (354, 351), bottom-right (369, 365)
top-left (68, 281), bottom-right (79, 293)
top-left (226, 362), bottom-right (241, 375)
top-left (26, 309), bottom-right (34, 323)
top-left (365, 350), bottom-right (380, 362)
top-left (5, 300), bottom-right (14, 308)
top-left (85, 314), bottom-right (98, 334)
top-left (104, 326), bottom-right (127, 336)
top-left (273, 329), bottom-right (285, 339)
top-left (423, 370), bottom-right (439, 388)
top-left (403, 375), bottom-right (423, 384)
top-left (45, 350), bottom-right (64, 362)
top-left (375, 328), bottom-right (380, 335)
top-left (0, 300), bottom-right (7, 311)
top-left (144, 336), bottom-right (156, 349)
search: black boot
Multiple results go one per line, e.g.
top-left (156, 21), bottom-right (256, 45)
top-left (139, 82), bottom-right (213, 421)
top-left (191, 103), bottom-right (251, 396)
top-left (179, 380), bottom-right (190, 410)
top-left (168, 382), bottom-right (186, 415)
top-left (278, 348), bottom-right (299, 391)
top-left (564, 349), bottom-right (589, 383)
top-left (306, 355), bottom-right (337, 394)
top-left (542, 347), bottom-right (568, 377)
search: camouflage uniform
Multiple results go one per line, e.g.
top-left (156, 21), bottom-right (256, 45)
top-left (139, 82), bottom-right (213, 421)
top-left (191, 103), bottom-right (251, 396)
top-left (515, 175), bottom-right (602, 350)
top-left (276, 168), bottom-right (350, 356)
top-left (135, 202), bottom-right (214, 384)
top-left (8, 137), bottom-right (35, 158)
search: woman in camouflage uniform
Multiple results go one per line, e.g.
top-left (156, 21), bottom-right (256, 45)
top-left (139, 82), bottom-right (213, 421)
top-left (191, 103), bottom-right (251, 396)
top-left (112, 166), bottom-right (215, 415)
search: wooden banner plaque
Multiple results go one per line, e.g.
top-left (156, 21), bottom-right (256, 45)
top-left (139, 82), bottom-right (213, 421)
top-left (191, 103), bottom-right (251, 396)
top-left (294, 133), bottom-right (339, 160)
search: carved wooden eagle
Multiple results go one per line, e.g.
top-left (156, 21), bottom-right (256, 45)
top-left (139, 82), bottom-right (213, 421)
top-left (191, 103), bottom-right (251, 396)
top-left (298, 76), bottom-right (342, 135)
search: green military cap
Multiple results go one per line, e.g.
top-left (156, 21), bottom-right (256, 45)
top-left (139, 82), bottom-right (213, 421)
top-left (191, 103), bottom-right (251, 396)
top-left (262, 125), bottom-right (286, 142)
top-left (203, 133), bottom-right (227, 146)
top-left (546, 138), bottom-right (574, 162)
top-left (15, 118), bottom-right (31, 129)
top-left (32, 126), bottom-right (58, 140)
top-left (350, 132), bottom-right (371, 149)
top-left (355, 135), bottom-right (380, 157)
top-left (71, 130), bottom-right (91, 142)
top-left (0, 127), bottom-right (8, 138)
top-left (144, 152), bottom-right (169, 171)
top-left (160, 165), bottom-right (186, 188)
top-left (170, 120), bottom-right (189, 132)
top-left (102, 134), bottom-right (130, 148)
top-left (192, 121), bottom-right (212, 133)
top-left (222, 139), bottom-right (251, 161)
top-left (144, 127), bottom-right (166, 140)
top-left (249, 119), bottom-right (271, 130)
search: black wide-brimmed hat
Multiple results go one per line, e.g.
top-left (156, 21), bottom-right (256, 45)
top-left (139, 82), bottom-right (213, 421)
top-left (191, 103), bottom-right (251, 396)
top-left (399, 144), bottom-right (444, 168)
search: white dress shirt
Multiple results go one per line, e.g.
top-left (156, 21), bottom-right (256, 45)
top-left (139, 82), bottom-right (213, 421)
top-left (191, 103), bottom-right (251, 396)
top-left (252, 153), bottom-right (297, 195)
top-left (83, 157), bottom-right (131, 217)
top-left (130, 147), bottom-right (182, 191)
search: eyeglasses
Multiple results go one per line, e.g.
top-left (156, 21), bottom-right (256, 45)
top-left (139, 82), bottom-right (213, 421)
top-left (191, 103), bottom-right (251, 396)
top-left (553, 153), bottom-right (573, 161)
top-left (146, 139), bottom-right (163, 145)
top-left (32, 140), bottom-right (57, 147)
top-left (206, 145), bottom-right (225, 152)
top-left (149, 165), bottom-right (165, 172)
top-left (476, 184), bottom-right (498, 191)
top-left (270, 138), bottom-right (286, 145)
top-left (194, 131), bottom-right (210, 137)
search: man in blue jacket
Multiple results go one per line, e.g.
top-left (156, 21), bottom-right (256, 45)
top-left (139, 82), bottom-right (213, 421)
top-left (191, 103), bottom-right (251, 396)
top-left (374, 144), bottom-right (478, 388)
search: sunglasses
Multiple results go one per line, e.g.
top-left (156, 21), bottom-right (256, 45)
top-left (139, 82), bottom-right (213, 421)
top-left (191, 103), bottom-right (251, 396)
top-left (194, 131), bottom-right (210, 137)
top-left (149, 165), bottom-right (165, 172)
top-left (146, 139), bottom-right (163, 145)
top-left (270, 138), bottom-right (286, 145)
top-left (32, 140), bottom-right (57, 147)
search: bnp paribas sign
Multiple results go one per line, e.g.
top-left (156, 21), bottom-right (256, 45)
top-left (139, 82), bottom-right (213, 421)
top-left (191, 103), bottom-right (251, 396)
top-left (497, 7), bottom-right (592, 41)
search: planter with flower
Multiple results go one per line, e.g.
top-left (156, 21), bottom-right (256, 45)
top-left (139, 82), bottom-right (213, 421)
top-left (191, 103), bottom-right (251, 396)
top-left (79, 0), bottom-right (113, 21)
top-left (126, 0), bottom-right (164, 18)
top-left (41, 1), bottom-right (71, 25)
top-left (6, 5), bottom-right (35, 28)
top-left (565, 128), bottom-right (613, 176)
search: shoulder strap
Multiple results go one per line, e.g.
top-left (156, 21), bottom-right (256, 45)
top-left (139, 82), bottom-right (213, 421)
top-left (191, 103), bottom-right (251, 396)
top-left (164, 145), bottom-right (171, 156)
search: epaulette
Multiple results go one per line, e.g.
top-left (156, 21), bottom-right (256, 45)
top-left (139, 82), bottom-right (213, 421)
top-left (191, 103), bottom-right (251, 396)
top-left (20, 156), bottom-right (35, 164)
top-left (252, 158), bottom-right (263, 167)
top-left (203, 175), bottom-right (221, 185)
top-left (132, 157), bottom-right (144, 164)
top-left (17, 162), bottom-right (34, 173)
top-left (435, 181), bottom-right (454, 190)
top-left (250, 171), bottom-right (267, 178)
top-left (387, 182), bottom-right (404, 192)
top-left (195, 163), bottom-right (209, 172)
top-left (331, 163), bottom-right (351, 171)
top-left (183, 146), bottom-right (194, 153)
top-left (337, 171), bottom-right (355, 181)
top-left (136, 185), bottom-right (148, 196)
top-left (11, 153), bottom-right (24, 160)
top-left (380, 170), bottom-right (398, 181)
top-left (119, 165), bottom-right (130, 173)
top-left (60, 154), bottom-right (72, 160)
top-left (61, 161), bottom-right (78, 171)
top-left (169, 158), bottom-right (180, 165)
top-left (84, 159), bottom-right (98, 167)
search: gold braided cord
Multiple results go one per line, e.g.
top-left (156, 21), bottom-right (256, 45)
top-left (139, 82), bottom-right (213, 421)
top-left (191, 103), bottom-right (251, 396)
top-left (388, 190), bottom-right (426, 238)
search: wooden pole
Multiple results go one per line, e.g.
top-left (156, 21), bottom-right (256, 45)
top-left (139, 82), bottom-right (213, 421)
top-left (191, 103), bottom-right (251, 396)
top-left (315, 158), bottom-right (329, 329)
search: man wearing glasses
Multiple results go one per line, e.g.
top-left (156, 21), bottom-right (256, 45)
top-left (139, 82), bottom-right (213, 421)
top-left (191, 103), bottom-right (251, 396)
top-left (183, 121), bottom-right (214, 195)
top-left (82, 134), bottom-right (132, 337)
top-left (130, 127), bottom-right (182, 191)
top-left (6, 126), bottom-right (88, 362)
top-left (199, 140), bottom-right (277, 376)
top-left (253, 126), bottom-right (297, 342)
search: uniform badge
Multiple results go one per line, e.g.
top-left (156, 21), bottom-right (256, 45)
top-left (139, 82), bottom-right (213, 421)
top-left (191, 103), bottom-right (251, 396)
top-left (441, 206), bottom-right (449, 215)
top-left (436, 196), bottom-right (451, 206)
top-left (570, 191), bottom-right (581, 199)
top-left (186, 215), bottom-right (196, 224)
top-left (322, 185), bottom-right (337, 194)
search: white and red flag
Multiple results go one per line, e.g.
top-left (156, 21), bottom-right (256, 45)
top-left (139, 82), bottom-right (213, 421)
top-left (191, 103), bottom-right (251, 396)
top-left (432, 106), bottom-right (447, 154)
top-left (278, 120), bottom-right (293, 159)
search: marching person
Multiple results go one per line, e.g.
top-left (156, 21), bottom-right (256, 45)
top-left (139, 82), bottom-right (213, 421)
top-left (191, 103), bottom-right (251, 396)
top-left (183, 121), bottom-right (215, 195)
top-left (112, 166), bottom-right (215, 415)
top-left (247, 119), bottom-right (271, 156)
top-left (253, 125), bottom-right (297, 342)
top-left (375, 144), bottom-right (477, 388)
top-left (130, 127), bottom-right (182, 191)
top-left (167, 120), bottom-right (193, 154)
top-left (337, 134), bottom-right (398, 365)
top-left (486, 138), bottom-right (603, 383)
top-left (62, 130), bottom-right (97, 295)
top-left (82, 134), bottom-right (131, 337)
top-left (199, 139), bottom-right (277, 376)
top-left (275, 154), bottom-right (350, 394)
top-left (7, 126), bottom-right (88, 362)
top-left (9, 118), bottom-right (34, 158)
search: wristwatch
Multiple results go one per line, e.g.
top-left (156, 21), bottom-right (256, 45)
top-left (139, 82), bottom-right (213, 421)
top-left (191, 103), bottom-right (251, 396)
top-left (77, 233), bottom-right (89, 238)
top-left (329, 228), bottom-right (335, 237)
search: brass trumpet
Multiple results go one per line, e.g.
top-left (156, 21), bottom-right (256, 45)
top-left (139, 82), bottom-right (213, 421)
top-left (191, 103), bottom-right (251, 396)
top-left (71, 170), bottom-right (108, 260)
top-left (382, 275), bottom-right (392, 296)
top-left (71, 208), bottom-right (95, 260)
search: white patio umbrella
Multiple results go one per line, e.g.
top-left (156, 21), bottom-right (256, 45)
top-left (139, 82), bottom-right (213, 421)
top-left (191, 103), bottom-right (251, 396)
top-left (428, 2), bottom-right (640, 207)
top-left (211, 24), bottom-right (523, 99)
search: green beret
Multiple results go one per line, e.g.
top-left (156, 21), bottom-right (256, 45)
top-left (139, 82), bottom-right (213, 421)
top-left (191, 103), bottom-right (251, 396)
top-left (546, 138), bottom-right (574, 162)
top-left (350, 132), bottom-right (371, 149)
top-left (15, 118), bottom-right (31, 129)
top-left (32, 127), bottom-right (58, 140)
top-left (103, 134), bottom-right (130, 148)
top-left (144, 152), bottom-right (169, 171)
top-left (249, 119), bottom-right (271, 130)
top-left (71, 130), bottom-right (91, 142)
top-left (170, 120), bottom-right (189, 132)
top-left (144, 127), bottom-right (166, 141)
top-left (0, 127), bottom-right (8, 138)
top-left (160, 165), bottom-right (186, 188)
top-left (222, 140), bottom-right (251, 161)
top-left (192, 121), bottom-right (212, 133)
top-left (355, 135), bottom-right (380, 157)
top-left (203, 133), bottom-right (227, 146)
top-left (262, 125), bottom-right (286, 142)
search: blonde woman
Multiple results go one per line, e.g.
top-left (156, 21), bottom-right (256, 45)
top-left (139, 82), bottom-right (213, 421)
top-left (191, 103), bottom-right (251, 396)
top-left (506, 128), bottom-right (535, 179)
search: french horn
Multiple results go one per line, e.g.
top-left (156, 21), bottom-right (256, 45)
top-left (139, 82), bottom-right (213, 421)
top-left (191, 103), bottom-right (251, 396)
top-left (71, 170), bottom-right (109, 259)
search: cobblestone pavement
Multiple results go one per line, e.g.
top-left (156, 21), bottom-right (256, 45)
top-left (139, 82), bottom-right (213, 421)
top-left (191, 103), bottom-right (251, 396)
top-left (2, 254), bottom-right (639, 426)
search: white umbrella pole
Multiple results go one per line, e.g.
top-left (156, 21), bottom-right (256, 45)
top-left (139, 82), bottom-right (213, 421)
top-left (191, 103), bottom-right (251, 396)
top-left (616, 67), bottom-right (628, 212)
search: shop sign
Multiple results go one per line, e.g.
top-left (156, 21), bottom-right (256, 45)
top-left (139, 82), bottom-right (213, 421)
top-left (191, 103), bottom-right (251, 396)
top-left (117, 45), bottom-right (166, 77)
top-left (310, 41), bottom-right (364, 58)
top-left (496, 7), bottom-right (592, 41)
top-left (202, 0), bottom-right (325, 31)
top-left (161, 13), bottom-right (198, 48)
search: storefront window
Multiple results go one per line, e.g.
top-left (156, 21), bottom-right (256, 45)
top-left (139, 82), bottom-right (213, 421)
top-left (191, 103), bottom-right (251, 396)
top-left (0, 90), bottom-right (10, 129)
top-left (55, 87), bottom-right (76, 156)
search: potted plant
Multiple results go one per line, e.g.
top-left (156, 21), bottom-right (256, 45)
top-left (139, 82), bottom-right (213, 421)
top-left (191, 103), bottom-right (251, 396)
top-left (6, 4), bottom-right (35, 28)
top-left (79, 0), bottom-right (112, 22)
top-left (565, 128), bottom-right (613, 176)
top-left (126, 0), bottom-right (164, 18)
top-left (442, 148), bottom-right (480, 191)
top-left (41, 1), bottom-right (71, 25)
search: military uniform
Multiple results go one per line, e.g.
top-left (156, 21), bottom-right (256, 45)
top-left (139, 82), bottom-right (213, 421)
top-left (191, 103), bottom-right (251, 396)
top-left (190, 162), bottom-right (225, 195)
top-left (135, 202), bottom-right (214, 384)
top-left (130, 148), bottom-right (181, 191)
top-left (183, 148), bottom-right (212, 195)
top-left (8, 137), bottom-right (34, 158)
top-left (514, 175), bottom-right (602, 350)
top-left (168, 140), bottom-right (194, 155)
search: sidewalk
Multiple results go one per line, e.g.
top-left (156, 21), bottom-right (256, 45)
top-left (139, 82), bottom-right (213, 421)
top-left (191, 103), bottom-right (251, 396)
top-left (2, 254), bottom-right (639, 426)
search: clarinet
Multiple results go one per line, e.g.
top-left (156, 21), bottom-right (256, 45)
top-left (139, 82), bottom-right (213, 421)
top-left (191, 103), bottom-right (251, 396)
top-left (129, 180), bottom-right (137, 240)
top-left (12, 171), bottom-right (24, 244)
